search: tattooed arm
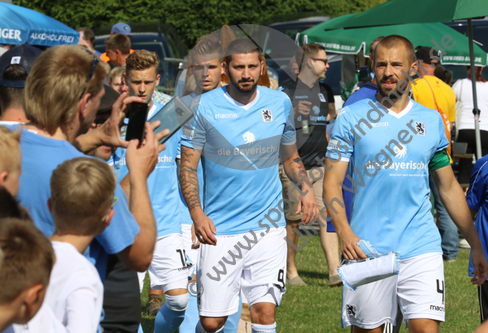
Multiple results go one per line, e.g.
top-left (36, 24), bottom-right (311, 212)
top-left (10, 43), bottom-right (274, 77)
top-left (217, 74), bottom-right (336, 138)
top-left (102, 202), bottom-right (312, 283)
top-left (282, 144), bottom-right (319, 224)
top-left (180, 146), bottom-right (217, 245)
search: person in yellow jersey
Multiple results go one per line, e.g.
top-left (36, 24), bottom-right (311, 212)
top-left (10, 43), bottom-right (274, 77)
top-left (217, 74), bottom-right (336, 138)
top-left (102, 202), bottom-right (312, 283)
top-left (411, 45), bottom-right (459, 263)
top-left (411, 46), bottom-right (456, 152)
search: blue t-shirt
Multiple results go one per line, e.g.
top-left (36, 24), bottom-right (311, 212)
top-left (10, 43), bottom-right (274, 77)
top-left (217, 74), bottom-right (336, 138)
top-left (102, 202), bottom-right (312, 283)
top-left (327, 98), bottom-right (448, 259)
top-left (113, 100), bottom-right (182, 237)
top-left (466, 155), bottom-right (488, 278)
top-left (16, 128), bottom-right (139, 280)
top-left (181, 86), bottom-right (296, 235)
top-left (343, 82), bottom-right (378, 108)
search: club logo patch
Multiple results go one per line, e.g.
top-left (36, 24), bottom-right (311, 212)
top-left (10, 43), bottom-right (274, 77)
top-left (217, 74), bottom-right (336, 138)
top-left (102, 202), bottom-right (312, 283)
top-left (313, 105), bottom-right (320, 115)
top-left (394, 144), bottom-right (407, 158)
top-left (346, 304), bottom-right (357, 318)
top-left (415, 121), bottom-right (425, 136)
top-left (243, 131), bottom-right (256, 145)
top-left (261, 109), bottom-right (273, 122)
top-left (11, 56), bottom-right (21, 65)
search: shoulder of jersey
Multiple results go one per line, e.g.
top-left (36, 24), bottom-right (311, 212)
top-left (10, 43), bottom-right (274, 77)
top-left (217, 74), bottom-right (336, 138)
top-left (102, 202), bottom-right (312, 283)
top-left (339, 97), bottom-right (377, 119)
top-left (319, 81), bottom-right (331, 90)
top-left (258, 85), bottom-right (291, 102)
top-left (200, 86), bottom-right (225, 100)
top-left (197, 87), bottom-right (226, 110)
top-left (281, 78), bottom-right (297, 90)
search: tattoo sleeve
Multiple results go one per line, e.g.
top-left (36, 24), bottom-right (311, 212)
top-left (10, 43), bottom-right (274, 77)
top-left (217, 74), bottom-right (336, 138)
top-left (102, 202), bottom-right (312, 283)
top-left (283, 155), bottom-right (311, 189)
top-left (179, 147), bottom-right (202, 212)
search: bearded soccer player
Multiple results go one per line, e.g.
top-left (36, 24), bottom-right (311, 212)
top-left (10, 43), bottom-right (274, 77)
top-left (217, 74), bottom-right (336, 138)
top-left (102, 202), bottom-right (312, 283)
top-left (180, 38), bottom-right (318, 333)
top-left (176, 36), bottom-right (244, 333)
top-left (323, 35), bottom-right (488, 333)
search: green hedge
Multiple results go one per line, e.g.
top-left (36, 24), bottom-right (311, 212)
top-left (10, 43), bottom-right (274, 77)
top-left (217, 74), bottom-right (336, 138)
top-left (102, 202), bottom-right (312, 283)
top-left (14, 0), bottom-right (386, 48)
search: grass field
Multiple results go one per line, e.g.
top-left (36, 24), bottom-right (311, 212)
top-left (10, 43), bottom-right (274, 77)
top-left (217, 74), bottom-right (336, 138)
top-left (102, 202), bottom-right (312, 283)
top-left (141, 235), bottom-right (481, 333)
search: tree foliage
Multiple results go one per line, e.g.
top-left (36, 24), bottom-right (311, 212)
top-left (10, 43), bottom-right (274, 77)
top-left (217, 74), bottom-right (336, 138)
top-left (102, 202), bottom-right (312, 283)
top-left (13, 0), bottom-right (386, 48)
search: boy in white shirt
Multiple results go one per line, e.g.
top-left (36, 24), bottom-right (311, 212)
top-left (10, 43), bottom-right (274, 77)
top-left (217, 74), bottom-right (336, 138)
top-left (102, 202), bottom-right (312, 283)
top-left (0, 216), bottom-right (55, 333)
top-left (45, 156), bottom-right (117, 333)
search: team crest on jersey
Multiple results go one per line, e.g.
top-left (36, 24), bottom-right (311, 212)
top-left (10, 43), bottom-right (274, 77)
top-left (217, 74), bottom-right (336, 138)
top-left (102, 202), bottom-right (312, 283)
top-left (415, 121), bottom-right (426, 136)
top-left (313, 105), bottom-right (320, 115)
top-left (394, 144), bottom-right (407, 158)
top-left (261, 109), bottom-right (273, 122)
top-left (243, 131), bottom-right (256, 145)
top-left (346, 304), bottom-right (357, 318)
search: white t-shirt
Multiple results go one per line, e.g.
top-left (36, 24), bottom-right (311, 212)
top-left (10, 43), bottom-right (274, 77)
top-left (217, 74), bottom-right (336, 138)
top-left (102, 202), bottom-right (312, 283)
top-left (452, 78), bottom-right (488, 132)
top-left (43, 241), bottom-right (103, 333)
top-left (10, 304), bottom-right (66, 333)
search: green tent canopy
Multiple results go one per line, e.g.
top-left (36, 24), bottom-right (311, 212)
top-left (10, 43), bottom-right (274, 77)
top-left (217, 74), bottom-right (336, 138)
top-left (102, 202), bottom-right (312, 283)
top-left (325, 0), bottom-right (488, 29)
top-left (300, 21), bottom-right (487, 66)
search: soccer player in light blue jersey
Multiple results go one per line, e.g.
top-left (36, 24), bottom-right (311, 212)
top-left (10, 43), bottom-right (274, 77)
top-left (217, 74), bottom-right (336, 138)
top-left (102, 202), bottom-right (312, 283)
top-left (113, 50), bottom-right (191, 333)
top-left (178, 35), bottom-right (243, 333)
top-left (323, 35), bottom-right (488, 333)
top-left (180, 38), bottom-right (319, 333)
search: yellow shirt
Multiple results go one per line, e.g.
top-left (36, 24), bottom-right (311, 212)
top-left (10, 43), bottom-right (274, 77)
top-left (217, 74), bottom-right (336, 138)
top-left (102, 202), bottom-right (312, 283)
top-left (411, 75), bottom-right (456, 123)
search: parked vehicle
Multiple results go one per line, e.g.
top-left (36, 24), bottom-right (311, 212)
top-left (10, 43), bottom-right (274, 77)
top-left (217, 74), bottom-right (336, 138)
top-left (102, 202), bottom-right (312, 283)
top-left (95, 32), bottom-right (186, 93)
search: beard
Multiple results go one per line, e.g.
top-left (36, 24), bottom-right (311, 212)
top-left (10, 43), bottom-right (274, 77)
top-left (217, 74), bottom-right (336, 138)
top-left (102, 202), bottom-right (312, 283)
top-left (228, 70), bottom-right (260, 95)
top-left (377, 76), bottom-right (405, 101)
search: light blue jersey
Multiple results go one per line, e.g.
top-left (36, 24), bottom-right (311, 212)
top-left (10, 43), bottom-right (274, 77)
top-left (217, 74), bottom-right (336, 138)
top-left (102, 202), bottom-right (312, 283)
top-left (180, 86), bottom-right (296, 235)
top-left (327, 97), bottom-right (448, 259)
top-left (113, 100), bottom-right (182, 237)
top-left (15, 128), bottom-right (139, 280)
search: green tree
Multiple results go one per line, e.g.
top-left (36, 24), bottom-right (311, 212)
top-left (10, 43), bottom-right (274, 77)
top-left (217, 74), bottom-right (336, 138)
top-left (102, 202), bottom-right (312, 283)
top-left (13, 0), bottom-right (386, 48)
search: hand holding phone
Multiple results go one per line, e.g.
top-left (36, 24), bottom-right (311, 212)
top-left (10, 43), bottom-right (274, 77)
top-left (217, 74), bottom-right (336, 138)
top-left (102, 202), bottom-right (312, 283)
top-left (151, 96), bottom-right (194, 144)
top-left (126, 102), bottom-right (149, 142)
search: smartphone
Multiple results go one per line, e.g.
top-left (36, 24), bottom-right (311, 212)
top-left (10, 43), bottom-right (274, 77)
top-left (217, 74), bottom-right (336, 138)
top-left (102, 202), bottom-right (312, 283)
top-left (125, 102), bottom-right (149, 142)
top-left (151, 96), bottom-right (194, 144)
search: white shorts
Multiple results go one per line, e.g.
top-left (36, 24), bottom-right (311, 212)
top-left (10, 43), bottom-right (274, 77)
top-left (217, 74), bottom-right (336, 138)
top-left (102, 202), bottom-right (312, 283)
top-left (197, 227), bottom-right (287, 317)
top-left (182, 223), bottom-right (199, 277)
top-left (137, 233), bottom-right (190, 293)
top-left (342, 252), bottom-right (445, 329)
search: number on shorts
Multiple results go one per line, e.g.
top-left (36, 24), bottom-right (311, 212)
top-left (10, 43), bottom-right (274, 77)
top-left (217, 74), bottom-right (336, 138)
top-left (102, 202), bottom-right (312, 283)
top-left (436, 279), bottom-right (445, 304)
top-left (277, 269), bottom-right (285, 289)
top-left (176, 249), bottom-right (187, 267)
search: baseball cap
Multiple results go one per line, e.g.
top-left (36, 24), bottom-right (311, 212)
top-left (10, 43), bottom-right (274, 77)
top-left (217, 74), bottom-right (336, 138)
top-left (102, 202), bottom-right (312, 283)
top-left (415, 46), bottom-right (440, 65)
top-left (0, 44), bottom-right (42, 88)
top-left (98, 84), bottom-right (120, 114)
top-left (111, 23), bottom-right (132, 36)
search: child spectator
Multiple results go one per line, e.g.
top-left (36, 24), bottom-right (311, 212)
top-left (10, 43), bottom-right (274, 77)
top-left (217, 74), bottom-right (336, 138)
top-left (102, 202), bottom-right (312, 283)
top-left (0, 126), bottom-right (21, 197)
top-left (0, 217), bottom-right (55, 332)
top-left (107, 66), bottom-right (125, 94)
top-left (44, 157), bottom-right (117, 332)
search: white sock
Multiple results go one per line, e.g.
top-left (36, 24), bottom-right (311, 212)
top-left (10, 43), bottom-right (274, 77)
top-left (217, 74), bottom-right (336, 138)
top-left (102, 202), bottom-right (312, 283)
top-left (251, 322), bottom-right (277, 333)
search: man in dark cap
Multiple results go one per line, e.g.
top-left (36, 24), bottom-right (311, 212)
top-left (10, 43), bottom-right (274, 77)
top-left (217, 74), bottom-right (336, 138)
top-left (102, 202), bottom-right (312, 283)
top-left (101, 23), bottom-right (133, 64)
top-left (0, 44), bottom-right (42, 125)
top-left (111, 23), bottom-right (132, 37)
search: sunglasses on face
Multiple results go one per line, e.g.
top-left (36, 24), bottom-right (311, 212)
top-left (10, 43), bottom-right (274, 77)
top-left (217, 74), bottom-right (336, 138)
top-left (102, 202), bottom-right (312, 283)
top-left (311, 58), bottom-right (328, 66)
top-left (102, 196), bottom-right (118, 222)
